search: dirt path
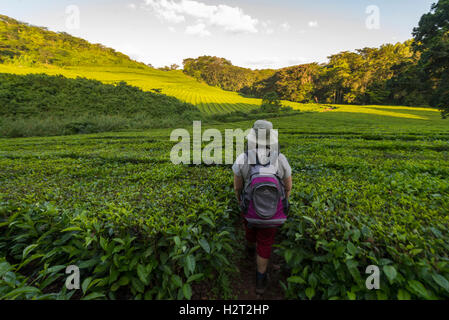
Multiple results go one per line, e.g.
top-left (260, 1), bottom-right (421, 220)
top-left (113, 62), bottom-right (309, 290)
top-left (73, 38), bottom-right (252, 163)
top-left (191, 218), bottom-right (287, 300)
top-left (230, 219), bottom-right (286, 300)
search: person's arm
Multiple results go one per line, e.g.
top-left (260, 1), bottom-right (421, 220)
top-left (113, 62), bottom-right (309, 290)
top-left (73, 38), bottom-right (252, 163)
top-left (283, 176), bottom-right (292, 199)
top-left (234, 174), bottom-right (244, 204)
top-left (279, 154), bottom-right (293, 199)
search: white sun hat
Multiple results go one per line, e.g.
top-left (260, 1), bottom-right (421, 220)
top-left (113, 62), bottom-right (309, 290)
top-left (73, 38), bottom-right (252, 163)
top-left (246, 120), bottom-right (279, 147)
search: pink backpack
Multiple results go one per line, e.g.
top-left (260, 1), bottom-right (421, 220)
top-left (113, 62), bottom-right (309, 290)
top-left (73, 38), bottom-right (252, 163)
top-left (240, 151), bottom-right (289, 228)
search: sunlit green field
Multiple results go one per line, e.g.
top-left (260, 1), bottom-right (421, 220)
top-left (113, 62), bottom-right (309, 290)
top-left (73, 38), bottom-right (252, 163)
top-left (1, 105), bottom-right (448, 300)
top-left (1, 65), bottom-right (439, 120)
top-left (0, 64), bottom-right (314, 114)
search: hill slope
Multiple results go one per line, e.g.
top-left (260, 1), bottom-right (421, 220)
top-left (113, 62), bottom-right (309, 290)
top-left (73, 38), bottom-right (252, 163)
top-left (0, 15), bottom-right (305, 114)
top-left (0, 73), bottom-right (202, 137)
top-left (0, 15), bottom-right (145, 68)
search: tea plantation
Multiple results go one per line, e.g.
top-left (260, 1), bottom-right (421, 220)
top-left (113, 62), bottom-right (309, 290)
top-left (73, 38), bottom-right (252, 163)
top-left (1, 106), bottom-right (448, 300)
top-left (0, 64), bottom-right (305, 115)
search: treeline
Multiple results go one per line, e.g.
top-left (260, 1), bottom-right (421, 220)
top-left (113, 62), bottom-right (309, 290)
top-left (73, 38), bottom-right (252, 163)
top-left (183, 0), bottom-right (449, 116)
top-left (0, 15), bottom-right (146, 68)
top-left (183, 56), bottom-right (275, 92)
top-left (183, 42), bottom-right (419, 106)
top-left (314, 41), bottom-right (420, 106)
top-left (0, 73), bottom-right (202, 137)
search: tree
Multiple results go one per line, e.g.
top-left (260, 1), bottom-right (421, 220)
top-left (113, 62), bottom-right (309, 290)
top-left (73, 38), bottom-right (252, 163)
top-left (314, 42), bottom-right (419, 105)
top-left (250, 64), bottom-right (321, 103)
top-left (261, 92), bottom-right (282, 113)
top-left (170, 64), bottom-right (180, 70)
top-left (182, 55), bottom-right (272, 92)
top-left (413, 0), bottom-right (449, 117)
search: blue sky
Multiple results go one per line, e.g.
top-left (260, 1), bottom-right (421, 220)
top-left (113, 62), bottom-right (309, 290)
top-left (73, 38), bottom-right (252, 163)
top-left (0, 0), bottom-right (436, 69)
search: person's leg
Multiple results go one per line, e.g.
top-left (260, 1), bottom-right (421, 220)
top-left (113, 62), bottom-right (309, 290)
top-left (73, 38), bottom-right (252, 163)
top-left (256, 227), bottom-right (277, 263)
top-left (255, 227), bottom-right (277, 294)
top-left (256, 254), bottom-right (269, 273)
top-left (246, 241), bottom-right (256, 257)
top-left (242, 214), bottom-right (256, 257)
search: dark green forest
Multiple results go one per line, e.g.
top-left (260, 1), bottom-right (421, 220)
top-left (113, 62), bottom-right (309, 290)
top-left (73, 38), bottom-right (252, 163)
top-left (0, 15), bottom-right (145, 68)
top-left (183, 56), bottom-right (276, 92)
top-left (183, 0), bottom-right (449, 116)
top-left (183, 42), bottom-right (418, 106)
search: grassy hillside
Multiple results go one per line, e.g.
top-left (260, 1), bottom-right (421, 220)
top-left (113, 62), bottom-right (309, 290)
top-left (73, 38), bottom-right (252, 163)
top-left (0, 64), bottom-right (308, 115)
top-left (0, 15), bottom-right (145, 68)
top-left (0, 15), bottom-right (306, 115)
top-left (0, 73), bottom-right (202, 137)
top-left (1, 107), bottom-right (448, 300)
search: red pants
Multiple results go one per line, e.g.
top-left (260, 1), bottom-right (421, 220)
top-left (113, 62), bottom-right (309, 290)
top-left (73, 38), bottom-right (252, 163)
top-left (243, 214), bottom-right (277, 259)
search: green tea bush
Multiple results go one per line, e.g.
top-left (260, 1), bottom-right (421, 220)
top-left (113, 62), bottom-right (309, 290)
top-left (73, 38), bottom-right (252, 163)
top-left (0, 198), bottom-right (237, 300)
top-left (0, 110), bottom-right (448, 300)
top-left (276, 136), bottom-right (449, 300)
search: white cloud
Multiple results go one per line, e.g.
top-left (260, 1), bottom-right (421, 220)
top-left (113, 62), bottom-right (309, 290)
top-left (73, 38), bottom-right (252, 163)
top-left (280, 22), bottom-right (291, 31)
top-left (308, 21), bottom-right (318, 28)
top-left (168, 26), bottom-right (176, 32)
top-left (185, 23), bottom-right (211, 37)
top-left (143, 0), bottom-right (185, 23)
top-left (161, 11), bottom-right (185, 23)
top-left (261, 21), bottom-right (274, 35)
top-left (127, 3), bottom-right (137, 9)
top-left (144, 0), bottom-right (258, 33)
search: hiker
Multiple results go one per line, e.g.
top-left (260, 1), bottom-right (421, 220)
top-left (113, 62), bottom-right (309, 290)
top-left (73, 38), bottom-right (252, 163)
top-left (232, 120), bottom-right (292, 295)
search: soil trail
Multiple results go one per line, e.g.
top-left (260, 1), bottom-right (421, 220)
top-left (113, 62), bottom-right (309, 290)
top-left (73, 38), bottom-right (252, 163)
top-left (230, 219), bottom-right (286, 300)
top-left (191, 217), bottom-right (287, 300)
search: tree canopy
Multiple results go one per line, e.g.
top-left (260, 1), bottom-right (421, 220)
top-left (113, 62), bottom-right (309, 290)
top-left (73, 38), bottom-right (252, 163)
top-left (412, 0), bottom-right (449, 117)
top-left (183, 56), bottom-right (275, 92)
top-left (0, 15), bottom-right (146, 68)
top-left (183, 42), bottom-right (420, 106)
